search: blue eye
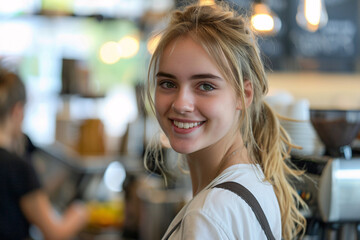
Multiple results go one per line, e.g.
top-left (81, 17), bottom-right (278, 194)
top-left (199, 83), bottom-right (215, 91)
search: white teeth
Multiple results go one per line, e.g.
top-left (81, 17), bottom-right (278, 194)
top-left (174, 120), bottom-right (202, 129)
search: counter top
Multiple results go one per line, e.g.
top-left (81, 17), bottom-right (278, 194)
top-left (268, 72), bottom-right (360, 110)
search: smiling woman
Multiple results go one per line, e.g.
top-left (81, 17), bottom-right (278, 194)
top-left (144, 2), bottom-right (307, 240)
top-left (154, 35), bottom-right (242, 155)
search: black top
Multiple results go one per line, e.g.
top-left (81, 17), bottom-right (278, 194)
top-left (0, 147), bottom-right (41, 240)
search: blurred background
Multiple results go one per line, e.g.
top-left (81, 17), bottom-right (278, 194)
top-left (1, 0), bottom-right (360, 239)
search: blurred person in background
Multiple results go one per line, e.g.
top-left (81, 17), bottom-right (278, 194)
top-left (0, 61), bottom-right (88, 240)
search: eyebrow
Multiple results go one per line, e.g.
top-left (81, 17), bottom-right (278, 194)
top-left (156, 72), bottom-right (176, 79)
top-left (156, 71), bottom-right (223, 81)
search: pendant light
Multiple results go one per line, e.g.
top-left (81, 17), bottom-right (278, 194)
top-left (251, 0), bottom-right (281, 35)
top-left (199, 0), bottom-right (215, 6)
top-left (296, 0), bottom-right (328, 32)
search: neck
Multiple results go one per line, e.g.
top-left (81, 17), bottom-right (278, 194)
top-left (0, 132), bottom-right (13, 152)
top-left (0, 121), bottom-right (15, 151)
top-left (186, 133), bottom-right (251, 196)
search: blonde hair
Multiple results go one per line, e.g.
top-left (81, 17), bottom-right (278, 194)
top-left (145, 3), bottom-right (306, 239)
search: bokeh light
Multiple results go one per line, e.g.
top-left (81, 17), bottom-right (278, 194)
top-left (251, 14), bottom-right (275, 32)
top-left (103, 161), bottom-right (126, 192)
top-left (118, 36), bottom-right (140, 58)
top-left (99, 41), bottom-right (121, 64)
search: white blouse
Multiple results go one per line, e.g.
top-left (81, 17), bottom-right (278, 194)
top-left (162, 164), bottom-right (282, 240)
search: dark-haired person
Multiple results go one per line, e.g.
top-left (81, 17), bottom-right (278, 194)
top-left (0, 64), bottom-right (88, 240)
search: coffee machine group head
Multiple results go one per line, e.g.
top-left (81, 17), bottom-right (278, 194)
top-left (310, 109), bottom-right (360, 223)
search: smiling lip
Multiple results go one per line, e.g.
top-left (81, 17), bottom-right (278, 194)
top-left (171, 119), bottom-right (205, 134)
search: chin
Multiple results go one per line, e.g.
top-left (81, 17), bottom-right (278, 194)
top-left (170, 143), bottom-right (197, 155)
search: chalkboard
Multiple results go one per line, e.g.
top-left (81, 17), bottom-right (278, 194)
top-left (257, 0), bottom-right (290, 70)
top-left (236, 0), bottom-right (359, 72)
top-left (288, 0), bottom-right (359, 72)
top-left (175, 0), bottom-right (360, 72)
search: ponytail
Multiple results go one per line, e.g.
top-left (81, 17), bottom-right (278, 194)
top-left (250, 101), bottom-right (307, 239)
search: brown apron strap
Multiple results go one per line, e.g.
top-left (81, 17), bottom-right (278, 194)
top-left (214, 181), bottom-right (276, 240)
top-left (163, 181), bottom-right (276, 240)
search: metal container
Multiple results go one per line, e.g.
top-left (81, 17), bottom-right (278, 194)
top-left (136, 178), bottom-right (188, 240)
top-left (318, 158), bottom-right (360, 222)
top-left (310, 109), bottom-right (360, 159)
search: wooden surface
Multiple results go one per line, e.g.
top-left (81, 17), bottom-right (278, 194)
top-left (268, 72), bottom-right (360, 109)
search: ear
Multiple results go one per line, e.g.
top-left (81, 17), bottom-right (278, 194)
top-left (236, 80), bottom-right (253, 110)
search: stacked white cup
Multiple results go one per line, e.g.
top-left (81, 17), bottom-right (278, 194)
top-left (265, 93), bottom-right (324, 156)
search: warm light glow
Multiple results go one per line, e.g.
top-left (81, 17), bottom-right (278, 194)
top-left (305, 0), bottom-right (321, 26)
top-left (147, 34), bottom-right (162, 55)
top-left (118, 36), bottom-right (140, 58)
top-left (296, 0), bottom-right (328, 32)
top-left (250, 3), bottom-right (281, 35)
top-left (199, 0), bottom-right (215, 6)
top-left (99, 41), bottom-right (121, 64)
top-left (251, 14), bottom-right (274, 32)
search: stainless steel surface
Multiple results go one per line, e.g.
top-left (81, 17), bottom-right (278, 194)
top-left (291, 154), bottom-right (360, 240)
top-left (137, 184), bottom-right (188, 240)
top-left (318, 158), bottom-right (360, 222)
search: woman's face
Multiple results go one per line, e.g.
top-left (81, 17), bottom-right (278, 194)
top-left (155, 35), bottom-right (241, 154)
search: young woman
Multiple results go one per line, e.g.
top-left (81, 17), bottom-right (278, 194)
top-left (145, 3), bottom-right (306, 240)
top-left (0, 63), bottom-right (88, 240)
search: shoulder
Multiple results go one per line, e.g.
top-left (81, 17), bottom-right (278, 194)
top-left (1, 150), bottom-right (32, 172)
top-left (181, 187), bottom-right (262, 239)
top-left (211, 164), bottom-right (280, 212)
top-left (0, 148), bottom-right (26, 169)
top-left (0, 148), bottom-right (41, 197)
top-left (186, 185), bottom-right (259, 224)
top-left (183, 166), bottom-right (282, 239)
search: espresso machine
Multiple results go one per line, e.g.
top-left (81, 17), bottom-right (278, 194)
top-left (290, 109), bottom-right (360, 240)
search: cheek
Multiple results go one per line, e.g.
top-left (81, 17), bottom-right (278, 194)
top-left (201, 97), bottom-right (237, 117)
top-left (201, 98), bottom-right (239, 130)
top-left (154, 93), bottom-right (163, 113)
top-left (154, 92), bottom-right (170, 119)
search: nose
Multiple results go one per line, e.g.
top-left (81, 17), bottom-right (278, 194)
top-left (172, 88), bottom-right (194, 114)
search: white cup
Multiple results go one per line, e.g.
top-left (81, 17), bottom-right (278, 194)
top-left (286, 99), bottom-right (310, 121)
